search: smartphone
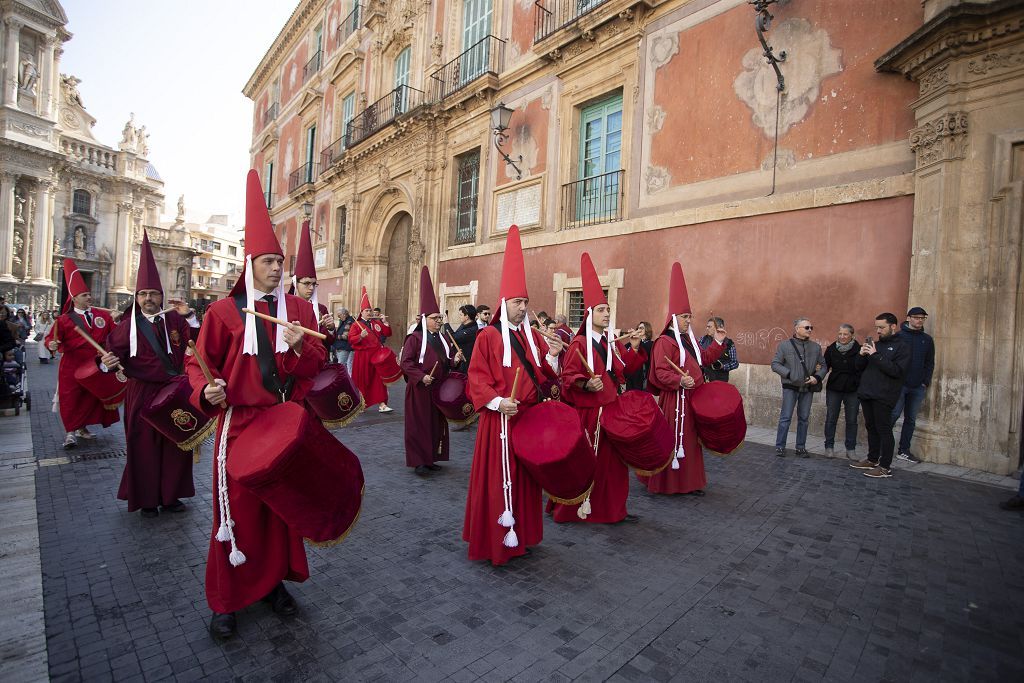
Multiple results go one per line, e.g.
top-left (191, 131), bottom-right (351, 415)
top-left (864, 335), bottom-right (873, 345)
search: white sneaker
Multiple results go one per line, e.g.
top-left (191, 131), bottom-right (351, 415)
top-left (63, 433), bottom-right (77, 449)
top-left (378, 405), bottom-right (393, 413)
top-left (75, 429), bottom-right (96, 440)
top-left (824, 448), bottom-right (835, 458)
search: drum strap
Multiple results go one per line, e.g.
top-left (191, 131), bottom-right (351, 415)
top-left (67, 310), bottom-right (91, 335)
top-left (590, 339), bottom-right (622, 390)
top-left (233, 294), bottom-right (295, 402)
top-left (136, 311), bottom-right (178, 376)
top-left (507, 328), bottom-right (544, 404)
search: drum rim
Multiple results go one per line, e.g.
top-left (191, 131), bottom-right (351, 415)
top-left (304, 483), bottom-right (365, 547)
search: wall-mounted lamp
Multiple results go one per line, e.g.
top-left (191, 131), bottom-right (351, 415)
top-left (491, 102), bottom-right (523, 181)
top-left (301, 201), bottom-right (314, 219)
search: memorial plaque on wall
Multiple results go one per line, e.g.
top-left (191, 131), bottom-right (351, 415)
top-left (314, 247), bottom-right (327, 268)
top-left (494, 180), bottom-right (542, 233)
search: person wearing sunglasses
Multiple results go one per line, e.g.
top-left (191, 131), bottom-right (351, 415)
top-left (771, 318), bottom-right (826, 457)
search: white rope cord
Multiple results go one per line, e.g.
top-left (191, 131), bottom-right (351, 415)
top-left (673, 382), bottom-right (685, 469)
top-left (497, 412), bottom-right (518, 547)
top-left (214, 407), bottom-right (246, 566)
top-left (577, 405), bottom-right (602, 519)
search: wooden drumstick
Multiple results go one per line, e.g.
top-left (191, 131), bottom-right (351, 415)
top-left (664, 355), bottom-right (690, 376)
top-left (510, 367), bottom-right (521, 402)
top-left (429, 361), bottom-right (439, 377)
top-left (575, 347), bottom-right (597, 379)
top-left (188, 341), bottom-right (227, 409)
top-left (74, 325), bottom-right (107, 356)
top-left (241, 308), bottom-right (327, 340)
top-left (444, 328), bottom-right (463, 356)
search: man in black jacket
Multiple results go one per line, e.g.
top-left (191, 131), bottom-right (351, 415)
top-left (823, 324), bottom-right (861, 459)
top-left (891, 307), bottom-right (935, 463)
top-left (850, 313), bottom-right (910, 478)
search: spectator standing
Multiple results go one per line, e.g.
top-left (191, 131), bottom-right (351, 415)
top-left (475, 304), bottom-right (491, 329)
top-left (625, 321), bottom-right (654, 391)
top-left (450, 304), bottom-right (479, 372)
top-left (0, 306), bottom-right (16, 357)
top-left (334, 307), bottom-right (355, 373)
top-left (850, 313), bottom-right (910, 478)
top-left (699, 317), bottom-right (738, 382)
top-left (552, 314), bottom-right (573, 346)
top-left (771, 317), bottom-right (826, 457)
top-left (372, 307), bottom-right (390, 346)
top-left (892, 307), bottom-right (935, 463)
top-left (822, 324), bottom-right (862, 459)
top-left (35, 311), bottom-right (55, 363)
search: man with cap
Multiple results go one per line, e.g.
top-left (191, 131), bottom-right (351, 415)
top-left (45, 258), bottom-right (121, 448)
top-left (549, 252), bottom-right (646, 524)
top-left (348, 287), bottom-right (393, 412)
top-left (892, 306), bottom-right (935, 463)
top-left (185, 170), bottom-right (328, 640)
top-left (291, 219), bottom-right (336, 351)
top-left (463, 226), bottom-right (564, 565)
top-left (105, 231), bottom-right (200, 517)
top-left (400, 266), bottom-right (464, 475)
top-left (638, 262), bottom-right (727, 495)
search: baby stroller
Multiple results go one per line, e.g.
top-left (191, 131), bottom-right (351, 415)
top-left (1, 350), bottom-right (30, 415)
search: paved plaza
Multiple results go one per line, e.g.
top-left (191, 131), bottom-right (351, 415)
top-left (5, 354), bottom-right (1024, 682)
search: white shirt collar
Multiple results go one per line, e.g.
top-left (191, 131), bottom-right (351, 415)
top-left (588, 328), bottom-right (605, 343)
top-left (142, 312), bottom-right (162, 324)
top-left (253, 288), bottom-right (273, 300)
top-left (74, 307), bottom-right (90, 315)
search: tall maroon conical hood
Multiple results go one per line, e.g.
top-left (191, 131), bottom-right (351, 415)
top-left (135, 230), bottom-right (163, 293)
top-left (293, 219), bottom-right (316, 280)
top-left (418, 265), bottom-right (440, 316)
top-left (243, 169), bottom-right (281, 259)
top-left (497, 225), bottom-right (528, 303)
top-left (665, 261), bottom-right (692, 328)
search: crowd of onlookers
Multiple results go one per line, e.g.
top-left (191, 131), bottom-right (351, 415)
top-left (0, 296), bottom-right (59, 407)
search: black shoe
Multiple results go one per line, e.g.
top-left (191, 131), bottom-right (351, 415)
top-left (140, 508), bottom-right (159, 518)
top-left (796, 448), bottom-right (809, 458)
top-left (414, 465), bottom-right (430, 476)
top-left (688, 490), bottom-right (706, 497)
top-left (775, 448), bottom-right (785, 457)
top-left (209, 612), bottom-right (236, 640)
top-left (161, 500), bottom-right (186, 513)
top-left (262, 583), bottom-right (297, 616)
top-left (426, 464), bottom-right (442, 471)
top-left (620, 514), bottom-right (640, 524)
top-left (999, 495), bottom-right (1024, 511)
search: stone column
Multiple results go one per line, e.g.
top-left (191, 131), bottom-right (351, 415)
top-left (112, 201), bottom-right (133, 292)
top-left (42, 180), bottom-right (58, 282)
top-left (51, 42), bottom-right (62, 118)
top-left (39, 35), bottom-right (55, 119)
top-left (0, 173), bottom-right (16, 282)
top-left (29, 179), bottom-right (52, 284)
top-left (3, 18), bottom-right (22, 106)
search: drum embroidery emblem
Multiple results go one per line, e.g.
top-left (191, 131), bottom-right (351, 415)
top-left (171, 408), bottom-right (198, 432)
top-left (550, 384), bottom-right (561, 400)
top-left (461, 403), bottom-right (473, 416)
top-left (115, 370), bottom-right (128, 383)
top-left (337, 392), bottom-right (353, 410)
top-left (94, 316), bottom-right (106, 329)
top-left (170, 330), bottom-right (181, 346)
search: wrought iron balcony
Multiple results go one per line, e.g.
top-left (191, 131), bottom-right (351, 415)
top-left (560, 169), bottom-right (624, 229)
top-left (303, 50), bottom-right (322, 84)
top-left (429, 35), bottom-right (505, 102)
top-left (337, 4), bottom-right (362, 44)
top-left (534, 0), bottom-right (614, 43)
top-left (345, 85), bottom-right (425, 148)
top-left (263, 102), bottom-right (279, 128)
top-left (288, 162), bottom-right (320, 193)
top-left (320, 136), bottom-right (346, 169)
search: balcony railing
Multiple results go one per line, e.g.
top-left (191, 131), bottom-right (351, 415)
top-left (337, 4), bottom-right (362, 44)
top-left (303, 50), bottom-right (322, 84)
top-left (321, 136), bottom-right (346, 170)
top-left (430, 35), bottom-right (505, 102)
top-left (288, 162), bottom-right (320, 192)
top-left (346, 85), bottom-right (425, 147)
top-left (263, 102), bottom-right (279, 128)
top-left (560, 169), bottom-right (624, 229)
top-left (534, 0), bottom-right (614, 43)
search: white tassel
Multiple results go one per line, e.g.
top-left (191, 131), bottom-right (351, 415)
top-left (577, 497), bottom-right (592, 519)
top-left (215, 407), bottom-right (246, 567)
top-left (502, 529), bottom-right (519, 548)
top-left (229, 549), bottom-right (247, 566)
top-left (672, 457), bottom-right (681, 470)
top-left (498, 510), bottom-right (515, 528)
top-left (216, 524), bottom-right (230, 542)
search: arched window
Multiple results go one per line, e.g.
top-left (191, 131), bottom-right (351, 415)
top-left (73, 189), bottom-right (91, 215)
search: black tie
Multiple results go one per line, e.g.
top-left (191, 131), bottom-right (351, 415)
top-left (153, 316), bottom-right (165, 341)
top-left (85, 310), bottom-right (94, 327)
top-left (263, 294), bottom-right (276, 305)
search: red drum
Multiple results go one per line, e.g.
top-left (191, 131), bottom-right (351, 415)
top-left (601, 390), bottom-right (675, 475)
top-left (306, 364), bottom-right (365, 428)
top-left (691, 381), bottom-right (747, 455)
top-left (73, 362), bottom-right (128, 409)
top-left (371, 347), bottom-right (402, 384)
top-left (510, 401), bottom-right (595, 505)
top-left (430, 371), bottom-right (478, 426)
top-left (227, 402), bottom-right (364, 545)
top-left (141, 375), bottom-right (216, 451)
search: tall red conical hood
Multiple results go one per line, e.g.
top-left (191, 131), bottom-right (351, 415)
top-left (580, 252), bottom-right (606, 310)
top-left (497, 225), bottom-right (528, 303)
top-left (293, 219), bottom-right (316, 280)
top-left (243, 168), bottom-right (281, 259)
top-left (665, 261), bottom-right (692, 328)
top-left (418, 265), bottom-right (440, 316)
top-left (135, 230), bottom-right (163, 293)
top-left (62, 257), bottom-right (88, 312)
top-left (359, 286), bottom-right (372, 312)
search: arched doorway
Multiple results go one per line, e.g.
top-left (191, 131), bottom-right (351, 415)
top-left (383, 212), bottom-right (412, 349)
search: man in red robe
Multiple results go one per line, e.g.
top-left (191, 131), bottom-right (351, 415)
top-left (290, 219), bottom-right (336, 350)
top-left (348, 287), bottom-right (393, 412)
top-left (400, 266), bottom-right (464, 475)
top-left (463, 225), bottom-right (564, 566)
top-left (45, 258), bottom-right (121, 448)
top-left (185, 170), bottom-right (327, 640)
top-left (639, 262), bottom-right (727, 495)
top-left (550, 252), bottom-right (646, 523)
top-left (105, 232), bottom-right (200, 517)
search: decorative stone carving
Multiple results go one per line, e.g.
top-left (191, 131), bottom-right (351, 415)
top-left (966, 47), bottom-right (1024, 76)
top-left (62, 74), bottom-right (83, 107)
top-left (646, 105), bottom-right (666, 134)
top-left (644, 166), bottom-right (671, 195)
top-left (650, 34), bottom-right (679, 70)
top-left (430, 34), bottom-right (443, 62)
top-left (18, 54), bottom-right (39, 94)
top-left (909, 111), bottom-right (969, 167)
top-left (919, 63), bottom-right (949, 96)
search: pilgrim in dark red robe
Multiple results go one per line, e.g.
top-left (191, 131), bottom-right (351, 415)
top-left (463, 323), bottom-right (559, 565)
top-left (45, 309), bottom-right (120, 431)
top-left (638, 331), bottom-right (722, 494)
top-left (400, 329), bottom-right (456, 468)
top-left (549, 331), bottom-right (646, 523)
top-left (185, 294), bottom-right (326, 614)
top-left (107, 310), bottom-right (196, 511)
top-left (348, 317), bottom-right (391, 405)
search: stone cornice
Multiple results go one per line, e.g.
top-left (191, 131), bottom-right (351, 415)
top-left (875, 0), bottom-right (1024, 78)
top-left (243, 0), bottom-right (324, 99)
top-left (5, 0), bottom-right (69, 31)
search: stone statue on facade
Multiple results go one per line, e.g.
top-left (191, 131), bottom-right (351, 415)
top-left (120, 113), bottom-right (137, 151)
top-left (73, 225), bottom-right (86, 252)
top-left (13, 231), bottom-right (24, 260)
top-left (62, 74), bottom-right (84, 107)
top-left (18, 53), bottom-right (39, 94)
top-left (137, 125), bottom-right (149, 157)
top-left (176, 194), bottom-right (185, 221)
top-left (13, 189), bottom-right (26, 224)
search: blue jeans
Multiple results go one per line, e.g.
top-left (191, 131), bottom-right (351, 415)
top-left (892, 384), bottom-right (927, 453)
top-left (776, 387), bottom-right (814, 450)
top-left (824, 389), bottom-right (859, 451)
top-left (336, 349), bottom-right (353, 375)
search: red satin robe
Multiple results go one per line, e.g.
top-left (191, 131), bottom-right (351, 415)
top-left (549, 332), bottom-right (646, 523)
top-left (638, 333), bottom-right (722, 494)
top-left (348, 318), bottom-right (392, 406)
top-left (399, 331), bottom-right (457, 467)
top-left (463, 324), bottom-right (559, 566)
top-left (106, 310), bottom-right (195, 511)
top-left (45, 309), bottom-right (120, 432)
top-left (314, 302), bottom-right (336, 350)
top-left (185, 294), bottom-right (326, 614)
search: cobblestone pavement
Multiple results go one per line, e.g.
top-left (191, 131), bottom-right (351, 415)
top-left (25, 357), bottom-right (1024, 682)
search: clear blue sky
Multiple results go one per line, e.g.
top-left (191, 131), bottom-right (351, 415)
top-left (61, 0), bottom-right (297, 223)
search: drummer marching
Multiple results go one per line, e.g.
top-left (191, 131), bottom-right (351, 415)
top-left (290, 218), bottom-right (336, 351)
top-left (348, 287), bottom-right (394, 413)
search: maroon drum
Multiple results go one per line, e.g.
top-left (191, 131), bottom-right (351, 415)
top-left (73, 362), bottom-right (128, 409)
top-left (306, 364), bottom-right (365, 428)
top-left (371, 347), bottom-right (402, 384)
top-left (691, 381), bottom-right (747, 455)
top-left (601, 390), bottom-right (674, 475)
top-left (510, 401), bottom-right (595, 505)
top-left (141, 375), bottom-right (216, 451)
top-left (227, 402), bottom-right (364, 545)
top-left (430, 371), bottom-right (478, 425)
